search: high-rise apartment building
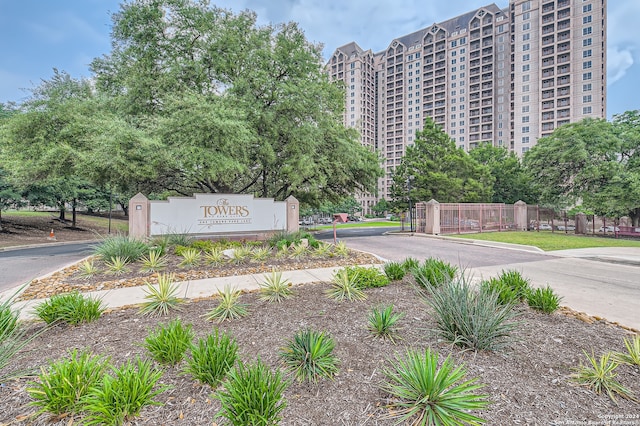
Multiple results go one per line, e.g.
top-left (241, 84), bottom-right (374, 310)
top-left (326, 0), bottom-right (606, 204)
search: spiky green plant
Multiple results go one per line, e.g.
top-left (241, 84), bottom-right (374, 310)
top-left (251, 246), bottom-right (271, 262)
top-left (94, 234), bottom-right (149, 262)
top-left (230, 245), bottom-right (252, 265)
top-left (280, 329), bottom-right (339, 383)
top-left (381, 348), bottom-right (489, 425)
top-left (205, 246), bottom-right (226, 266)
top-left (28, 350), bottom-right (108, 416)
top-left (402, 257), bottom-right (420, 272)
top-left (526, 285), bottom-right (562, 313)
top-left (259, 269), bottom-right (293, 303)
top-left (480, 277), bottom-right (520, 306)
top-left (422, 276), bottom-right (519, 351)
top-left (205, 286), bottom-right (248, 322)
top-left (276, 244), bottom-right (289, 259)
top-left (613, 335), bottom-right (640, 366)
top-left (326, 268), bottom-right (367, 301)
top-left (79, 259), bottom-right (100, 278)
top-left (143, 319), bottom-right (194, 366)
top-left (571, 351), bottom-right (635, 403)
top-left (333, 241), bottom-right (349, 257)
top-left (184, 329), bottom-right (238, 388)
top-left (412, 258), bottom-right (458, 289)
top-left (368, 304), bottom-right (404, 343)
top-left (35, 292), bottom-right (105, 325)
top-left (104, 256), bottom-right (130, 275)
top-left (384, 261), bottom-right (406, 281)
top-left (313, 242), bottom-right (332, 257)
top-left (215, 358), bottom-right (288, 426)
top-left (497, 269), bottom-right (531, 302)
top-left (344, 266), bottom-right (390, 288)
top-left (140, 250), bottom-right (168, 273)
top-left (289, 243), bottom-right (308, 259)
top-left (179, 247), bottom-right (201, 267)
top-left (139, 273), bottom-right (183, 317)
top-left (81, 357), bottom-right (168, 425)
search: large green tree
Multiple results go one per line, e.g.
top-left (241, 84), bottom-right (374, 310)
top-left (391, 117), bottom-right (494, 205)
top-left (470, 143), bottom-right (538, 204)
top-left (90, 0), bottom-right (381, 204)
top-left (524, 112), bottom-right (640, 223)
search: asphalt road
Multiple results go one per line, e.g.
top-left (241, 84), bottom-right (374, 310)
top-left (0, 242), bottom-right (94, 293)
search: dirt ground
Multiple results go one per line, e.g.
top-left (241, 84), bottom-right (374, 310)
top-left (1, 216), bottom-right (639, 425)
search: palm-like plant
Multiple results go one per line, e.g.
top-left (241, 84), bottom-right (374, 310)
top-left (571, 351), bottom-right (636, 403)
top-left (139, 273), bottom-right (183, 317)
top-left (382, 348), bottom-right (489, 425)
top-left (368, 304), bottom-right (404, 343)
top-left (205, 246), bottom-right (226, 266)
top-left (251, 246), bottom-right (271, 262)
top-left (179, 248), bottom-right (201, 267)
top-left (230, 245), bottom-right (252, 265)
top-left (140, 250), bottom-right (168, 273)
top-left (333, 241), bottom-right (349, 257)
top-left (205, 286), bottom-right (248, 322)
top-left (289, 244), bottom-right (308, 259)
top-left (79, 259), bottom-right (100, 278)
top-left (104, 256), bottom-right (130, 275)
top-left (326, 268), bottom-right (366, 301)
top-left (280, 329), bottom-right (339, 383)
top-left (613, 335), bottom-right (640, 366)
top-left (259, 269), bottom-right (293, 303)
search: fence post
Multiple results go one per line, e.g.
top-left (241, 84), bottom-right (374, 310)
top-left (424, 199), bottom-right (440, 235)
top-left (129, 193), bottom-right (150, 238)
top-left (514, 200), bottom-right (528, 231)
top-left (285, 196), bottom-right (299, 233)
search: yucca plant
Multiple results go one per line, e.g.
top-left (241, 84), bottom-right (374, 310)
top-left (205, 286), bottom-right (248, 322)
top-left (422, 276), bottom-right (519, 351)
top-left (230, 245), bottom-right (252, 265)
top-left (81, 356), bottom-right (169, 425)
top-left (333, 241), bottom-right (349, 257)
top-left (78, 259), bottom-right (100, 278)
top-left (412, 258), bottom-right (458, 289)
top-left (259, 268), bottom-right (294, 303)
top-left (179, 247), bottom-right (201, 267)
top-left (205, 246), bottom-right (226, 266)
top-left (28, 350), bottom-right (109, 416)
top-left (143, 319), bottom-right (194, 366)
top-left (94, 234), bottom-right (149, 263)
top-left (313, 242), bottom-right (332, 258)
top-left (526, 285), bottom-right (562, 313)
top-left (184, 329), bottom-right (238, 388)
top-left (215, 358), bottom-right (288, 426)
top-left (571, 351), bottom-right (635, 403)
top-left (139, 273), bottom-right (183, 317)
top-left (381, 348), bottom-right (489, 425)
top-left (280, 329), bottom-right (339, 383)
top-left (368, 304), bottom-right (404, 343)
top-left (275, 244), bottom-right (289, 259)
top-left (384, 261), bottom-right (406, 281)
top-left (104, 255), bottom-right (130, 275)
top-left (35, 292), bottom-right (105, 325)
top-left (326, 268), bottom-right (367, 301)
top-left (251, 246), bottom-right (271, 262)
top-left (613, 335), bottom-right (640, 366)
top-left (289, 243), bottom-right (308, 259)
top-left (140, 250), bottom-right (168, 273)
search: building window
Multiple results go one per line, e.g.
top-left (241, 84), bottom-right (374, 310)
top-left (523, 85), bottom-right (530, 92)
top-left (583, 27), bottom-right (592, 35)
top-left (523, 33), bottom-right (530, 41)
top-left (583, 49), bottom-right (592, 58)
top-left (583, 4), bottom-right (592, 12)
top-left (523, 43), bottom-right (530, 51)
top-left (583, 72), bottom-right (592, 80)
top-left (522, 116), bottom-right (530, 123)
top-left (523, 12), bottom-right (531, 20)
top-left (583, 38), bottom-right (592, 47)
top-left (522, 106), bottom-right (530, 113)
top-left (522, 95), bottom-right (530, 102)
top-left (583, 95), bottom-right (592, 103)
top-left (523, 68), bottom-right (530, 75)
top-left (523, 22), bottom-right (530, 31)
top-left (583, 83), bottom-right (592, 91)
top-left (583, 16), bottom-right (592, 24)
top-left (583, 106), bottom-right (592, 114)
top-left (522, 136), bottom-right (530, 144)
top-left (451, 40), bottom-right (457, 48)
top-left (523, 54), bottom-right (530, 61)
top-left (583, 61), bottom-right (592, 69)
top-left (522, 126), bottom-right (530, 133)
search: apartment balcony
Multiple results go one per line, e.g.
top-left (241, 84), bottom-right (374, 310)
top-left (482, 116), bottom-right (493, 123)
top-left (387, 58), bottom-right (394, 66)
top-left (542, 24), bottom-right (555, 35)
top-left (470, 84), bottom-right (481, 92)
top-left (482, 28), bottom-right (493, 37)
top-left (471, 29), bottom-right (481, 40)
top-left (470, 51), bottom-right (481, 60)
top-left (481, 107), bottom-right (493, 115)
top-left (435, 77), bottom-right (446, 85)
top-left (470, 76), bottom-right (481, 84)
top-left (557, 119), bottom-right (570, 126)
top-left (469, 134), bottom-right (481, 142)
top-left (558, 31), bottom-right (570, 42)
top-left (482, 56), bottom-right (494, 64)
top-left (470, 110), bottom-right (480, 117)
top-left (557, 54), bottom-right (570, 64)
top-left (482, 124), bottom-right (493, 131)
top-left (542, 2), bottom-right (555, 13)
top-left (542, 101), bottom-right (555, 110)
top-left (435, 108), bottom-right (445, 115)
top-left (542, 13), bottom-right (555, 24)
top-left (470, 93), bottom-right (481, 100)
top-left (435, 41), bottom-right (446, 51)
top-left (424, 102), bottom-right (433, 109)
top-left (424, 94), bottom-right (434, 101)
top-left (542, 35), bottom-right (555, 46)
top-left (470, 58), bottom-right (481, 67)
top-left (543, 46), bottom-right (555, 57)
top-left (542, 68), bottom-right (555, 78)
top-left (470, 100), bottom-right (481, 108)
top-left (482, 73), bottom-right (493, 82)
top-left (543, 58), bottom-right (555, 67)
top-left (435, 92), bottom-right (445, 100)
top-left (558, 87), bottom-right (570, 96)
top-left (435, 69), bottom-right (446, 77)
top-left (482, 99), bottom-right (493, 106)
top-left (558, 98), bottom-right (570, 107)
top-left (558, 108), bottom-right (570, 118)
top-left (435, 61), bottom-right (446, 69)
top-left (482, 40), bottom-right (493, 48)
top-left (558, 75), bottom-right (570, 85)
top-left (424, 47), bottom-right (433, 54)
top-left (482, 82), bottom-right (493, 90)
top-left (558, 8), bottom-right (570, 19)
top-left (557, 65), bottom-right (570, 75)
top-left (482, 132), bottom-right (493, 139)
top-left (558, 19), bottom-right (570, 31)
top-left (435, 101), bottom-right (446, 108)
top-left (558, 42), bottom-right (570, 53)
top-left (482, 64), bottom-right (493, 72)
top-left (542, 111), bottom-right (555, 120)
top-left (542, 89), bottom-right (555, 99)
top-left (470, 117), bottom-right (481, 125)
top-left (471, 41), bottom-right (481, 51)
top-left (470, 125), bottom-right (480, 133)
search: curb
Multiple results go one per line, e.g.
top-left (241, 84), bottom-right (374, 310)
top-left (385, 231), bottom-right (547, 254)
top-left (0, 239), bottom-right (100, 253)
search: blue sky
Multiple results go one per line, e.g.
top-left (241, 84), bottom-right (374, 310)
top-left (1, 0), bottom-right (637, 117)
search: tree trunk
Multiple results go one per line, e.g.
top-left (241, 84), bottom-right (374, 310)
top-left (119, 201), bottom-right (129, 217)
top-left (72, 198), bottom-right (77, 228)
top-left (59, 206), bottom-right (66, 221)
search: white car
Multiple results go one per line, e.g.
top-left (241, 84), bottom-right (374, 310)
top-left (538, 223), bottom-right (553, 231)
top-left (599, 226), bottom-right (619, 233)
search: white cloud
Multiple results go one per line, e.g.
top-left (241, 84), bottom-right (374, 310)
top-left (606, 0), bottom-right (640, 86)
top-left (607, 46), bottom-right (634, 85)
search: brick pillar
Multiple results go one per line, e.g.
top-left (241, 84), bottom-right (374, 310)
top-left (424, 199), bottom-right (440, 235)
top-left (514, 200), bottom-right (528, 231)
top-left (285, 195), bottom-right (299, 233)
top-left (128, 193), bottom-right (150, 239)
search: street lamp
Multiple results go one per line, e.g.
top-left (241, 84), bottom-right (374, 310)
top-left (407, 176), bottom-right (414, 233)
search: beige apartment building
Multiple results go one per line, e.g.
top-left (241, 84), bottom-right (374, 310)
top-left (326, 0), bottom-right (606, 205)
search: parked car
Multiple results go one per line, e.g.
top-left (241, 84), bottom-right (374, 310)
top-left (556, 225), bottom-right (575, 231)
top-left (538, 223), bottom-right (553, 231)
top-left (599, 226), bottom-right (620, 233)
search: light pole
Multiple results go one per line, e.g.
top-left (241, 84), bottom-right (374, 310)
top-left (407, 176), bottom-right (414, 233)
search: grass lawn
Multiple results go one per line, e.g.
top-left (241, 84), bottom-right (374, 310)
top-left (313, 220), bottom-right (400, 230)
top-left (450, 230), bottom-right (640, 251)
top-left (3, 210), bottom-right (129, 233)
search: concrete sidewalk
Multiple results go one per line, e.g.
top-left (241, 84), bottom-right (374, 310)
top-left (10, 265), bottom-right (382, 321)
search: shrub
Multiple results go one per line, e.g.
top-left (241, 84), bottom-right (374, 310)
top-left (480, 277), bottom-right (520, 306)
top-left (368, 304), bottom-right (403, 343)
top-left (190, 239), bottom-right (214, 252)
top-left (79, 259), bottom-right (100, 278)
top-left (94, 234), bottom-right (149, 262)
top-left (28, 349), bottom-right (108, 416)
top-left (104, 255), bottom-right (130, 275)
top-left (215, 358), bottom-right (288, 426)
top-left (205, 286), bottom-right (248, 322)
top-left (184, 329), bottom-right (238, 388)
top-left (613, 335), bottom-right (640, 366)
top-left (422, 276), bottom-right (519, 351)
top-left (526, 286), bottom-right (562, 313)
top-left (383, 261), bottom-right (406, 281)
top-left (571, 351), bottom-right (635, 403)
top-left (280, 329), bottom-right (339, 383)
top-left (496, 270), bottom-right (531, 302)
top-left (35, 292), bottom-right (105, 325)
top-left (344, 266), bottom-right (390, 288)
top-left (259, 269), bottom-right (293, 303)
top-left (0, 298), bottom-right (18, 337)
top-left (164, 231), bottom-right (194, 247)
top-left (313, 243), bottom-right (332, 257)
top-left (381, 348), bottom-right (489, 425)
top-left (401, 257), bottom-right (420, 272)
top-left (139, 273), bottom-right (183, 317)
top-left (333, 241), bottom-right (349, 257)
top-left (179, 248), bottom-right (201, 267)
top-left (412, 258), bottom-right (458, 288)
top-left (143, 319), bottom-right (194, 366)
top-left (140, 250), bottom-right (168, 273)
top-left (81, 357), bottom-right (168, 425)
top-left (289, 243), bottom-right (308, 259)
top-left (326, 268), bottom-right (366, 302)
top-left (267, 231), bottom-right (318, 249)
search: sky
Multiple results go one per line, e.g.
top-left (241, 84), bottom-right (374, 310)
top-left (0, 0), bottom-right (638, 117)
